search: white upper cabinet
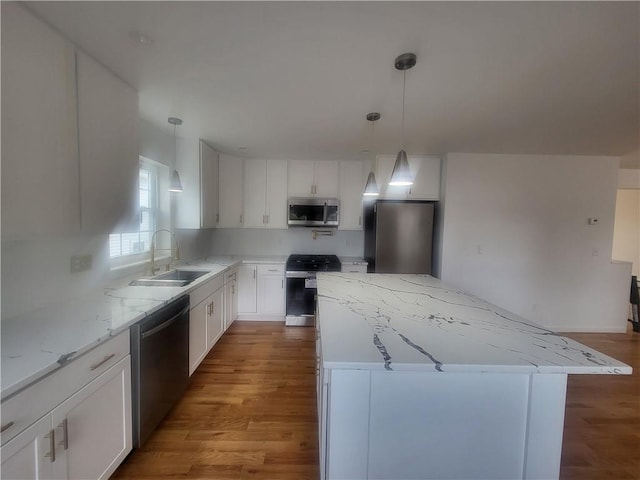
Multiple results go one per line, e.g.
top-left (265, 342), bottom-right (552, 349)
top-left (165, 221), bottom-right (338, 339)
top-left (1, 3), bottom-right (80, 236)
top-left (200, 142), bottom-right (220, 228)
top-left (339, 160), bottom-right (367, 230)
top-left (1, 4), bottom-right (140, 236)
top-left (218, 155), bottom-right (245, 228)
top-left (174, 139), bottom-right (219, 229)
top-left (376, 155), bottom-right (441, 200)
top-left (244, 159), bottom-right (288, 229)
top-left (288, 160), bottom-right (338, 197)
top-left (76, 52), bottom-right (139, 233)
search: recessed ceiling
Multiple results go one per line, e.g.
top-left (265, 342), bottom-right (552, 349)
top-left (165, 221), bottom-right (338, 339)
top-left (23, 1), bottom-right (640, 163)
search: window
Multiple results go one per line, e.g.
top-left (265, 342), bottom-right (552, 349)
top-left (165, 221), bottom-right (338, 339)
top-left (109, 157), bottom-right (169, 262)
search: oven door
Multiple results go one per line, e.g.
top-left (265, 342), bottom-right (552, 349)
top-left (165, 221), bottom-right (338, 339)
top-left (285, 273), bottom-right (317, 326)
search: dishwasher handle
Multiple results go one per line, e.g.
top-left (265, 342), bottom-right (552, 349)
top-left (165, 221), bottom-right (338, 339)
top-left (141, 303), bottom-right (189, 339)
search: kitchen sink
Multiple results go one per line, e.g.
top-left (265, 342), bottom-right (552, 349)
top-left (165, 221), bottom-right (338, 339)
top-left (129, 269), bottom-right (210, 287)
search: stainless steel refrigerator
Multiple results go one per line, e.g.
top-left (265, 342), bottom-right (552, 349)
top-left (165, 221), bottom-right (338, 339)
top-left (364, 200), bottom-right (435, 274)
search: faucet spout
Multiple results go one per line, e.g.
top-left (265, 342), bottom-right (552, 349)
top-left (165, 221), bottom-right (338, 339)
top-left (150, 229), bottom-right (180, 275)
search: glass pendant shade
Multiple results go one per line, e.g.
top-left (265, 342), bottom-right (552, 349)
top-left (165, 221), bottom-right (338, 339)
top-left (363, 171), bottom-right (380, 196)
top-left (389, 150), bottom-right (413, 186)
top-left (169, 169), bottom-right (183, 192)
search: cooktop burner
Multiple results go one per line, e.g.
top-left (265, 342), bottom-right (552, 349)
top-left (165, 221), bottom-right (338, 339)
top-left (286, 254), bottom-right (341, 272)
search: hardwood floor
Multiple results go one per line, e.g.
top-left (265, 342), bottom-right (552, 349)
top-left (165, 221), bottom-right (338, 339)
top-left (112, 322), bottom-right (319, 480)
top-left (112, 322), bottom-right (639, 480)
top-left (560, 327), bottom-right (640, 480)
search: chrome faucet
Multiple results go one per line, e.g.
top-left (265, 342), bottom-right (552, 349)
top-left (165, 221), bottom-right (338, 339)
top-left (150, 229), bottom-right (180, 275)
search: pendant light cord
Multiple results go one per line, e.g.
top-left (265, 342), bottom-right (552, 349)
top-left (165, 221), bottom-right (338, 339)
top-left (173, 123), bottom-right (177, 170)
top-left (402, 69), bottom-right (406, 149)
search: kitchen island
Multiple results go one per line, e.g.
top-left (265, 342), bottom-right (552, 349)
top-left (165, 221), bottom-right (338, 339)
top-left (315, 273), bottom-right (631, 480)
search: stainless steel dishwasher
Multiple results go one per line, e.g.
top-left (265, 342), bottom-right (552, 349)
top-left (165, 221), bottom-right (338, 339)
top-left (130, 295), bottom-right (189, 447)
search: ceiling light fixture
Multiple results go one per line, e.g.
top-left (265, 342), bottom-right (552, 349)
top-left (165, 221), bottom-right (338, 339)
top-left (389, 53), bottom-right (416, 186)
top-left (363, 112), bottom-right (381, 197)
top-left (168, 117), bottom-right (183, 193)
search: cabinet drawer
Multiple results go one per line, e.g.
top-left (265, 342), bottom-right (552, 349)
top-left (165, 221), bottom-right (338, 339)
top-left (341, 264), bottom-right (368, 273)
top-left (257, 264), bottom-right (285, 276)
top-left (190, 274), bottom-right (223, 307)
top-left (224, 269), bottom-right (237, 284)
top-left (1, 330), bottom-right (129, 446)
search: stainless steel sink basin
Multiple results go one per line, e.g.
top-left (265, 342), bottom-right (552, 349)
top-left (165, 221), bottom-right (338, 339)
top-left (129, 269), bottom-right (210, 287)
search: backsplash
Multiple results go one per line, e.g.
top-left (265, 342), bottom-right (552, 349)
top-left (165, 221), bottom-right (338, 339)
top-left (1, 229), bottom-right (212, 320)
top-left (209, 228), bottom-right (364, 257)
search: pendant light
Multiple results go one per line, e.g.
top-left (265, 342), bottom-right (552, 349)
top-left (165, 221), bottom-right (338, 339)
top-left (363, 112), bottom-right (381, 197)
top-left (168, 117), bottom-right (183, 192)
top-left (389, 53), bottom-right (416, 186)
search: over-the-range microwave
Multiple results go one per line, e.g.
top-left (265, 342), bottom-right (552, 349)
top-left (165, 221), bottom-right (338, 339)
top-left (288, 197), bottom-right (340, 227)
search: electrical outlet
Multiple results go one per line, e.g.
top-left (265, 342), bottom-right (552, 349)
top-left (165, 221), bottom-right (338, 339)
top-left (71, 254), bottom-right (92, 273)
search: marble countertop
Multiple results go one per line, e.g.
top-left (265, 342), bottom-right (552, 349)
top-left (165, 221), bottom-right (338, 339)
top-left (338, 256), bottom-right (368, 265)
top-left (316, 273), bottom-right (632, 375)
top-left (1, 255), bottom-right (292, 401)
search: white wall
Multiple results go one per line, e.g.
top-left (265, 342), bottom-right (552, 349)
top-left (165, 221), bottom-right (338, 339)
top-left (210, 228), bottom-right (363, 257)
top-left (441, 153), bottom-right (629, 332)
top-left (1, 118), bottom-right (213, 320)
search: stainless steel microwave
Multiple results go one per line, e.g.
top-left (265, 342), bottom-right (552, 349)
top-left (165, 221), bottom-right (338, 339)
top-left (288, 198), bottom-right (340, 227)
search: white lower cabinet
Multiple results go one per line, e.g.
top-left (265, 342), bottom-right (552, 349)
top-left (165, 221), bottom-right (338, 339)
top-left (50, 357), bottom-right (132, 480)
top-left (0, 351), bottom-right (132, 480)
top-left (189, 274), bottom-right (225, 375)
top-left (0, 415), bottom-right (54, 480)
top-left (224, 268), bottom-right (238, 330)
top-left (238, 263), bottom-right (285, 320)
top-left (237, 264), bottom-right (258, 315)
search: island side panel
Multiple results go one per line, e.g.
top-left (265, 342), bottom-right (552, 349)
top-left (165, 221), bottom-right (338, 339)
top-left (367, 371), bottom-right (530, 479)
top-left (523, 374), bottom-right (567, 480)
top-left (326, 369), bottom-right (371, 479)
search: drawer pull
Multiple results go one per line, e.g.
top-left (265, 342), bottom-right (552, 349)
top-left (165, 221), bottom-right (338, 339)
top-left (45, 429), bottom-right (55, 462)
top-left (90, 353), bottom-right (115, 371)
top-left (0, 421), bottom-right (14, 433)
top-left (268, 269), bottom-right (278, 272)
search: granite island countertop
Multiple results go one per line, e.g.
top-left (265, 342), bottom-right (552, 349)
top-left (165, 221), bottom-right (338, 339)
top-left (1, 255), bottom-right (287, 400)
top-left (316, 272), bottom-right (632, 375)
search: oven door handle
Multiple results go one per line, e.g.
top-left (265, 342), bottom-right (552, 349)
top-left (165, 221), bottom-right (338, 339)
top-left (286, 271), bottom-right (316, 279)
top-left (141, 304), bottom-right (189, 339)
top-left (323, 201), bottom-right (328, 224)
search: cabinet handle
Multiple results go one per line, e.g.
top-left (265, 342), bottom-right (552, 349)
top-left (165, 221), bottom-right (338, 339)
top-left (266, 214), bottom-right (269, 224)
top-left (268, 269), bottom-right (278, 272)
top-left (90, 353), bottom-right (115, 371)
top-left (232, 284), bottom-right (235, 294)
top-left (216, 213), bottom-right (219, 224)
top-left (0, 421), bottom-right (14, 433)
top-left (253, 269), bottom-right (256, 279)
top-left (58, 419), bottom-right (69, 450)
top-left (45, 429), bottom-right (56, 462)
top-left (281, 279), bottom-right (284, 288)
top-left (359, 215), bottom-right (362, 226)
top-left (240, 214), bottom-right (243, 224)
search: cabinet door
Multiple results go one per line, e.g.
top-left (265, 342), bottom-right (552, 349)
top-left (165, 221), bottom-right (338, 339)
top-left (189, 299), bottom-right (209, 376)
top-left (218, 155), bottom-right (245, 228)
top-left (0, 415), bottom-right (55, 480)
top-left (50, 357), bottom-right (132, 480)
top-left (1, 3), bottom-right (80, 236)
top-left (406, 155), bottom-right (441, 200)
top-left (265, 159), bottom-right (288, 229)
top-left (288, 160), bottom-right (315, 197)
top-left (243, 159), bottom-right (267, 228)
top-left (237, 264), bottom-right (257, 314)
top-left (315, 161), bottom-right (339, 197)
top-left (200, 141), bottom-right (220, 228)
top-left (258, 274), bottom-right (286, 316)
top-left (339, 161), bottom-right (366, 230)
top-left (77, 51), bottom-right (139, 234)
top-left (207, 288), bottom-right (225, 348)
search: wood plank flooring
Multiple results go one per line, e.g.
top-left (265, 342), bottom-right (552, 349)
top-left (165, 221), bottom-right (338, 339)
top-left (112, 322), bottom-right (639, 480)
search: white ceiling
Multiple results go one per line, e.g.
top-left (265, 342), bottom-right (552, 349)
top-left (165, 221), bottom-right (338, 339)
top-left (24, 1), bottom-right (639, 164)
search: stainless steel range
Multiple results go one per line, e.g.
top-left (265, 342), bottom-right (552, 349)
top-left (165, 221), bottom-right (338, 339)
top-left (285, 254), bottom-right (341, 326)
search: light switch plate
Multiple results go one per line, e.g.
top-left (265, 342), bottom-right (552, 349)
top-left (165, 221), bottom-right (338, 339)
top-left (71, 254), bottom-right (92, 273)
